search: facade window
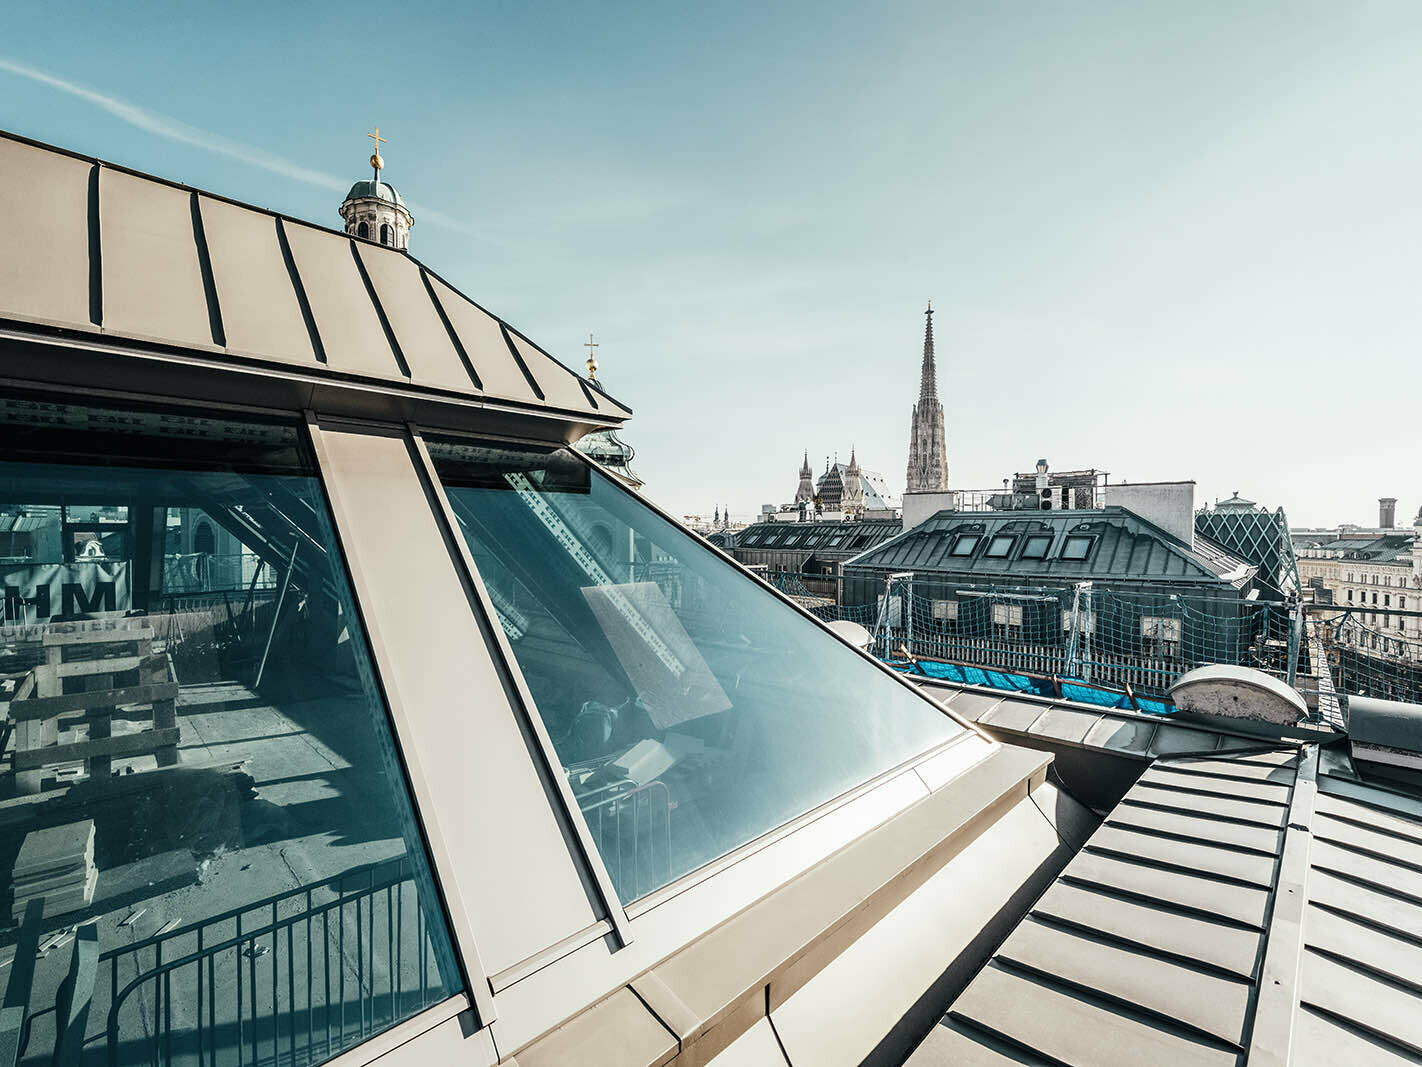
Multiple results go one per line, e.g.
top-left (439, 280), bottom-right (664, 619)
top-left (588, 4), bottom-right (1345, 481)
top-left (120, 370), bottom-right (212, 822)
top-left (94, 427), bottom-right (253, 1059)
top-left (1374, 592), bottom-right (1379, 605)
top-left (428, 440), bottom-right (962, 903)
top-left (1060, 535), bottom-right (1094, 561)
top-left (949, 534), bottom-right (981, 557)
top-left (1347, 589), bottom-right (1354, 603)
top-left (380, 222), bottom-right (392, 246)
top-left (984, 534), bottom-right (1015, 559)
top-left (991, 603), bottom-right (1024, 628)
top-left (357, 220), bottom-right (369, 239)
top-left (0, 398), bottom-right (458, 1064)
top-left (1141, 615), bottom-right (1183, 657)
top-left (932, 599), bottom-right (958, 621)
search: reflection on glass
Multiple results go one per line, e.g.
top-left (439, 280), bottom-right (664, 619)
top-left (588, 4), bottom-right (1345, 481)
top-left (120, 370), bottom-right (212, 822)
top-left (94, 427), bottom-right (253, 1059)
top-left (0, 396), bottom-right (457, 1065)
top-left (428, 440), bottom-right (963, 903)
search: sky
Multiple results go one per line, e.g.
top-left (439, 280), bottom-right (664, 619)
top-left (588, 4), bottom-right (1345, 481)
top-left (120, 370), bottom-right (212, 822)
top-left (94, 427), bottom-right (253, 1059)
top-left (3, 1), bottom-right (1420, 527)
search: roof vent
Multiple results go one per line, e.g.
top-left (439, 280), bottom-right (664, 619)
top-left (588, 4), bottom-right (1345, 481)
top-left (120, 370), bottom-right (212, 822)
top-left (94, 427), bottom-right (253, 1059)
top-left (1167, 665), bottom-right (1306, 726)
top-left (1347, 695), bottom-right (1422, 771)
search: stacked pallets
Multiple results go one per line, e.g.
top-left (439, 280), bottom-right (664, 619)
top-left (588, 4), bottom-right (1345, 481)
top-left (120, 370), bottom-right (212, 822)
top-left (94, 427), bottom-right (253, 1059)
top-left (8, 621), bottom-right (178, 795)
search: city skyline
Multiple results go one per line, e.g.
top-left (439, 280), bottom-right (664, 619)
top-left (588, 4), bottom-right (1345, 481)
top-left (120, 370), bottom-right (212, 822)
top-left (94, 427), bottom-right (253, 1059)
top-left (5, 2), bottom-right (1421, 527)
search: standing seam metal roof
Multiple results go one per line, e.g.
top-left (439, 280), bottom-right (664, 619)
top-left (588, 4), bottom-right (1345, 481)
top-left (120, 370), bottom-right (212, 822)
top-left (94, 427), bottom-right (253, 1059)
top-left (910, 740), bottom-right (1422, 1066)
top-left (846, 508), bottom-right (1256, 589)
top-left (0, 131), bottom-right (628, 425)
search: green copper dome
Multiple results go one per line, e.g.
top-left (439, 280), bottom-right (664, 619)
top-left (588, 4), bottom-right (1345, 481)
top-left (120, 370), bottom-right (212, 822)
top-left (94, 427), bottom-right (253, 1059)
top-left (344, 180), bottom-right (407, 210)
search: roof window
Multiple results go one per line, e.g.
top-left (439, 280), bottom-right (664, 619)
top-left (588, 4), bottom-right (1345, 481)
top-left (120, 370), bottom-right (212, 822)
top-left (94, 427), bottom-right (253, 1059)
top-left (984, 534), bottom-right (1015, 559)
top-left (949, 534), bottom-right (981, 558)
top-left (427, 440), bottom-right (963, 903)
top-left (1020, 534), bottom-right (1053, 560)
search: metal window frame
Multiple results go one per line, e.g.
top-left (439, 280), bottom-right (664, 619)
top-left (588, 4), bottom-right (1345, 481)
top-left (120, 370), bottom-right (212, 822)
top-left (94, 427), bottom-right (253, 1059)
top-left (304, 412), bottom-right (499, 1024)
top-left (399, 430), bottom-right (994, 997)
top-left (984, 534), bottom-right (1016, 559)
top-left (405, 425), bottom-right (635, 950)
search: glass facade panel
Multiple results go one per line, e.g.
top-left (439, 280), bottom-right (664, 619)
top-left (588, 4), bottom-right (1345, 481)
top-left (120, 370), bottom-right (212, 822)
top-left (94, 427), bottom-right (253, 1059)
top-left (0, 397), bottom-right (458, 1064)
top-left (427, 440), bottom-right (962, 903)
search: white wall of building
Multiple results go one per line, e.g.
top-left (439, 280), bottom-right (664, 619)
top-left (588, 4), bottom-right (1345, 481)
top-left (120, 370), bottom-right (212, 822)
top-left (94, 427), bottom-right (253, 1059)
top-left (1103, 481), bottom-right (1196, 547)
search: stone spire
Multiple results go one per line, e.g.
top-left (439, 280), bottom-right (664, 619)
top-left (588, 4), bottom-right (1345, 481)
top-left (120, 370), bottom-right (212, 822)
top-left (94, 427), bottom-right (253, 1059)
top-left (842, 446), bottom-right (865, 516)
top-left (794, 450), bottom-right (815, 505)
top-left (905, 303), bottom-right (949, 493)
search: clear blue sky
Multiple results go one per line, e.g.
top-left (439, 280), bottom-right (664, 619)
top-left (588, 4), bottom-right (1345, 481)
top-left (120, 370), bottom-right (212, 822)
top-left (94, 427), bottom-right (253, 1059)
top-left (4, 2), bottom-right (1419, 527)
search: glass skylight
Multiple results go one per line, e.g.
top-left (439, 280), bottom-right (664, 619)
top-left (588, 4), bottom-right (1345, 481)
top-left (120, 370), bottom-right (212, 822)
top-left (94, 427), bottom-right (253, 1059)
top-left (427, 440), bottom-right (963, 903)
top-left (0, 398), bottom-right (458, 1065)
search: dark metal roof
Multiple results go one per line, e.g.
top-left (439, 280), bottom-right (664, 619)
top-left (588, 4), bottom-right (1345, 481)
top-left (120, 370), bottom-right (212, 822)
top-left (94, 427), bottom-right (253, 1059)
top-left (0, 130), bottom-right (628, 427)
top-left (733, 518), bottom-right (901, 553)
top-left (845, 508), bottom-right (1256, 589)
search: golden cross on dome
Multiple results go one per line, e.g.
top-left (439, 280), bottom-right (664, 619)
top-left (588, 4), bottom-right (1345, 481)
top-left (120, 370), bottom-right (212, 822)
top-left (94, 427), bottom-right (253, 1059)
top-left (584, 333), bottom-right (600, 380)
top-left (367, 128), bottom-right (388, 178)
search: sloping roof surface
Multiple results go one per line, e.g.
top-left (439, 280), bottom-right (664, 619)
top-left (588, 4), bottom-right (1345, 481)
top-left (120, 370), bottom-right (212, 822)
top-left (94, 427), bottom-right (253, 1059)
top-left (846, 507), bottom-right (1255, 589)
top-left (735, 519), bottom-right (901, 553)
top-left (911, 742), bottom-right (1422, 1065)
top-left (0, 131), bottom-right (627, 424)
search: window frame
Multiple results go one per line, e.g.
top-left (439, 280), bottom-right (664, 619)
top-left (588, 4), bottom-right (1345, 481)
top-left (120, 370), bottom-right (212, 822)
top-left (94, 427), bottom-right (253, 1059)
top-left (984, 534), bottom-right (1016, 559)
top-left (1059, 534), bottom-right (1096, 562)
top-left (0, 393), bottom-right (486, 1043)
top-left (416, 427), bottom-right (983, 923)
top-left (948, 533), bottom-right (982, 558)
top-left (1019, 534), bottom-right (1053, 560)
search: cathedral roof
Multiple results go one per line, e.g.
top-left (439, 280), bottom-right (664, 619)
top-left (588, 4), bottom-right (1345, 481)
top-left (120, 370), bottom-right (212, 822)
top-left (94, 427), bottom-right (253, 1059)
top-left (343, 179), bottom-right (407, 210)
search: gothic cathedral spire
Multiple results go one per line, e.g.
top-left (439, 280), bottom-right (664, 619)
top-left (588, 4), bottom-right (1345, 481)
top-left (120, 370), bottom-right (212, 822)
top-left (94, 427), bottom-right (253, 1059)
top-left (905, 303), bottom-right (949, 492)
top-left (794, 450), bottom-right (815, 505)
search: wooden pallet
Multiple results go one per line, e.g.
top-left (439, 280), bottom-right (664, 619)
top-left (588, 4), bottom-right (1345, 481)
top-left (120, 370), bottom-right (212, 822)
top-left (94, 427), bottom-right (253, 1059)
top-left (8, 622), bottom-right (178, 795)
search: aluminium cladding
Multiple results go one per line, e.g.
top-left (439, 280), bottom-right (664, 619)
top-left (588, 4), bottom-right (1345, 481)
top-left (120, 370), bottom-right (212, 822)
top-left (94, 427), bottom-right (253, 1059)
top-left (908, 742), bottom-right (1422, 1066)
top-left (0, 131), bottom-right (628, 432)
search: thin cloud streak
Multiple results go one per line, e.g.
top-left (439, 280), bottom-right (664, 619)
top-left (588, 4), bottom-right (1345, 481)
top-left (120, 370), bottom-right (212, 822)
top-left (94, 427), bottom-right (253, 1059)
top-left (0, 56), bottom-right (477, 235)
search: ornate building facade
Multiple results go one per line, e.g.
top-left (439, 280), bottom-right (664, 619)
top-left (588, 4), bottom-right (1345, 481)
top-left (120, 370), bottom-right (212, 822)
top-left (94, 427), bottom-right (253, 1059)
top-left (905, 304), bottom-right (949, 493)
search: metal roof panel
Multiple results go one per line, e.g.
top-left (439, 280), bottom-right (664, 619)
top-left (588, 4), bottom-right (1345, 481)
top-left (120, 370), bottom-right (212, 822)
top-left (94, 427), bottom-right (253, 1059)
top-left (99, 167), bottom-right (212, 348)
top-left (197, 196), bottom-right (316, 366)
top-left (0, 136), bottom-right (90, 327)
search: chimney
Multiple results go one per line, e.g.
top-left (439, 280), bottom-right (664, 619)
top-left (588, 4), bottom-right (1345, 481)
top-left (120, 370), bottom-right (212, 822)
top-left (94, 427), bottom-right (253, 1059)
top-left (1380, 498), bottom-right (1397, 529)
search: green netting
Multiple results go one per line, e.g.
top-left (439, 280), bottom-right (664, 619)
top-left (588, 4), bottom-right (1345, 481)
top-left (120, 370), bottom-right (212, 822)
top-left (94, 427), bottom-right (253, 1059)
top-left (1309, 610), bottom-right (1422, 708)
top-left (766, 570), bottom-right (1422, 726)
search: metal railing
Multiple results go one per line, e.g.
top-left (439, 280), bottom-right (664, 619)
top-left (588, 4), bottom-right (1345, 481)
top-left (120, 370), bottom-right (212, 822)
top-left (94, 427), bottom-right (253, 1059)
top-left (98, 856), bottom-right (450, 1067)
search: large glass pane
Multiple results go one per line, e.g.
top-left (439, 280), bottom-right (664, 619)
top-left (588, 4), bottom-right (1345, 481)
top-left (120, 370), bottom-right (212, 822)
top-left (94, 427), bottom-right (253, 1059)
top-left (427, 440), bottom-right (963, 903)
top-left (0, 396), bottom-right (458, 1065)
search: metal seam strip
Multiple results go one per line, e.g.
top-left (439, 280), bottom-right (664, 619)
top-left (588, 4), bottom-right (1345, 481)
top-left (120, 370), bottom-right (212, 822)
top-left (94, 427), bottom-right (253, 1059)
top-left (303, 411), bottom-right (499, 1025)
top-left (406, 424), bottom-right (635, 950)
top-left (1244, 745), bottom-right (1317, 1067)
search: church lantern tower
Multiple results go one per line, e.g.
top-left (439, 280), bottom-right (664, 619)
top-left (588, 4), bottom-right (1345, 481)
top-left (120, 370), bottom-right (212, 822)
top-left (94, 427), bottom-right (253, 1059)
top-left (339, 128), bottom-right (413, 250)
top-left (573, 334), bottom-right (644, 490)
top-left (794, 451), bottom-right (815, 505)
top-left (905, 303), bottom-right (949, 492)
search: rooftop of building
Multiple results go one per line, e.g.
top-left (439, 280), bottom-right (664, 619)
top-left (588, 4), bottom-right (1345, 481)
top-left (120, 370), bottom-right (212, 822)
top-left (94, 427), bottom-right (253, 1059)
top-left (846, 506), bottom-right (1257, 589)
top-left (0, 128), bottom-right (627, 437)
top-left (735, 517), bottom-right (902, 552)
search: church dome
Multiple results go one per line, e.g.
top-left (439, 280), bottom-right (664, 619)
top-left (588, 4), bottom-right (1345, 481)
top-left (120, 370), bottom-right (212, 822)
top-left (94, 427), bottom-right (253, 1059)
top-left (344, 180), bottom-right (406, 209)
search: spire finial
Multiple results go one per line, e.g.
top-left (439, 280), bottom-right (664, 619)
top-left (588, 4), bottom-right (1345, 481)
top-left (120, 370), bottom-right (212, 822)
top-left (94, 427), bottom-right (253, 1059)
top-left (584, 332), bottom-right (599, 380)
top-left (926, 299), bottom-right (932, 317)
top-left (368, 127), bottom-right (388, 180)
